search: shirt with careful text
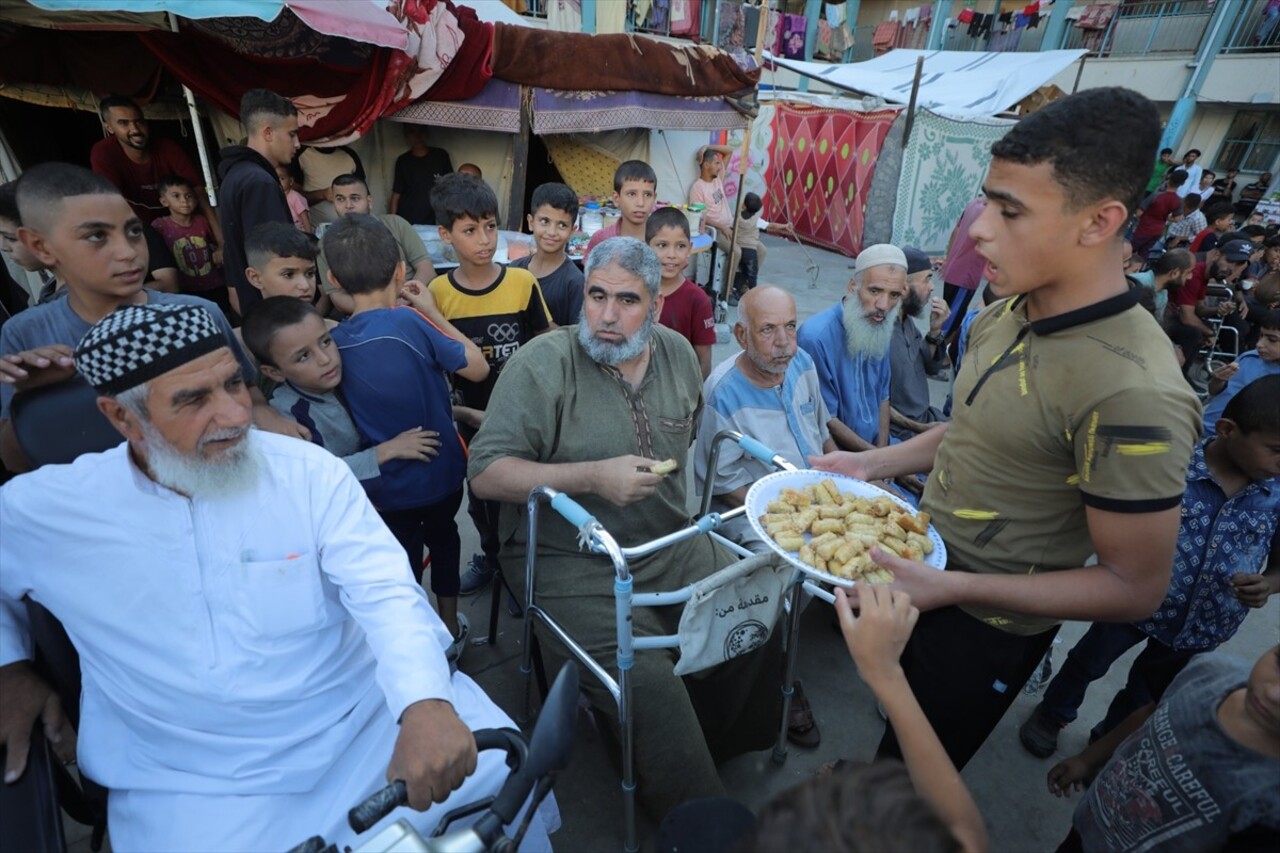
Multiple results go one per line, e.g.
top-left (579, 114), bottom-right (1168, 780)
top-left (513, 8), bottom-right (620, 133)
top-left (923, 291), bottom-right (1202, 635)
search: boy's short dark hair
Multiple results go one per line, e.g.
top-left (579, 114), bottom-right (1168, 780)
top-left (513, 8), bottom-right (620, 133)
top-left (1167, 170), bottom-right (1189, 189)
top-left (645, 205), bottom-right (691, 243)
top-left (1160, 147), bottom-right (1173, 156)
top-left (0, 181), bottom-right (20, 223)
top-left (1240, 224), bottom-right (1266, 240)
top-left (430, 172), bottom-right (499, 230)
top-left (1204, 201), bottom-right (1235, 224)
top-left (97, 94), bottom-right (139, 120)
top-left (15, 163), bottom-right (121, 232)
top-left (990, 87), bottom-right (1159, 215)
top-left (157, 174), bottom-right (194, 195)
top-left (240, 89), bottom-right (297, 135)
top-left (246, 221), bottom-right (318, 270)
top-left (1202, 170), bottom-right (1217, 181)
top-left (530, 182), bottom-right (579, 220)
top-left (1186, 149), bottom-right (1202, 158)
top-left (1182, 193), bottom-right (1202, 212)
top-left (614, 160), bottom-right (658, 193)
top-left (331, 173), bottom-right (368, 193)
top-left (240, 295), bottom-right (322, 367)
top-left (322, 214), bottom-right (400, 295)
top-left (742, 192), bottom-right (763, 217)
top-left (1222, 374), bottom-right (1280, 435)
top-left (1256, 308), bottom-right (1280, 332)
top-left (743, 759), bottom-right (960, 853)
top-left (1152, 248), bottom-right (1193, 275)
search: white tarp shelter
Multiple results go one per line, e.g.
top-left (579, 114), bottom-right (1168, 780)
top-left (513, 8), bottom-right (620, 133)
top-left (764, 49), bottom-right (1086, 118)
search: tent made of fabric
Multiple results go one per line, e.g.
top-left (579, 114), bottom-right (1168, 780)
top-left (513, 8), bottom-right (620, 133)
top-left (763, 48), bottom-right (1086, 119)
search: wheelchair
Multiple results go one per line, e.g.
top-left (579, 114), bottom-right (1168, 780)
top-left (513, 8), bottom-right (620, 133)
top-left (518, 430), bottom-right (846, 852)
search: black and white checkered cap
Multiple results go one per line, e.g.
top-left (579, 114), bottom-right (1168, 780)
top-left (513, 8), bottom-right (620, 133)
top-left (74, 303), bottom-right (226, 395)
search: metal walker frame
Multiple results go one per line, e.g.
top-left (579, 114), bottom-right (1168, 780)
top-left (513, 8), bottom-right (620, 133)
top-left (518, 431), bottom-right (818, 851)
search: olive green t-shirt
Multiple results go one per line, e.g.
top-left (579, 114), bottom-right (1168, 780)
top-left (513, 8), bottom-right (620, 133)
top-left (319, 213), bottom-right (430, 294)
top-left (467, 324), bottom-right (704, 555)
top-left (924, 289), bottom-right (1202, 635)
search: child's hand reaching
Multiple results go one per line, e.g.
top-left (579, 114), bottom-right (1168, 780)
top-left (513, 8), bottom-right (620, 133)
top-left (376, 426), bottom-right (440, 464)
top-left (212, 247), bottom-right (224, 267)
top-left (1047, 755), bottom-right (1095, 798)
top-left (398, 280), bottom-right (437, 314)
top-left (834, 583), bottom-right (918, 688)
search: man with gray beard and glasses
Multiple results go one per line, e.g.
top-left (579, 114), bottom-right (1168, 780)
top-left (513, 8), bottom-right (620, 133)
top-left (469, 237), bottom-right (784, 821)
top-left (797, 244), bottom-right (908, 452)
top-left (0, 303), bottom-right (558, 852)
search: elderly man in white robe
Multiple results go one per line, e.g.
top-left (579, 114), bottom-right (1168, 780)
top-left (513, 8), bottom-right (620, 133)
top-left (0, 303), bottom-right (556, 852)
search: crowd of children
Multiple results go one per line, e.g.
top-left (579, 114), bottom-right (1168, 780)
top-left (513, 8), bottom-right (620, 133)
top-left (1, 83), bottom-right (1278, 853)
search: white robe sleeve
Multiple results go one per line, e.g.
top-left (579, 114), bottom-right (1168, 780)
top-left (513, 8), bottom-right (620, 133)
top-left (0, 488), bottom-right (33, 666)
top-left (311, 458), bottom-right (456, 720)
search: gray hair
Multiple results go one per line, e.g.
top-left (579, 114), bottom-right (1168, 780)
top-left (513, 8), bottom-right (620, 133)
top-left (583, 237), bottom-right (661, 301)
top-left (115, 382), bottom-right (151, 421)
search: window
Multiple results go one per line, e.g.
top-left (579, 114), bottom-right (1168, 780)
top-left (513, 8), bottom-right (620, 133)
top-left (520, 0), bottom-right (548, 19)
top-left (1214, 110), bottom-right (1280, 173)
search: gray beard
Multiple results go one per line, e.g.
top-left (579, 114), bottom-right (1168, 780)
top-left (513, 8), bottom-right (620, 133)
top-left (576, 309), bottom-right (655, 366)
top-left (843, 298), bottom-right (898, 359)
top-left (902, 288), bottom-right (926, 318)
top-left (137, 420), bottom-right (262, 500)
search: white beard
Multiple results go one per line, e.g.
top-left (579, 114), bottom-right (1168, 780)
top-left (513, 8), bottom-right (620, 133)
top-left (137, 420), bottom-right (262, 500)
top-left (576, 308), bottom-right (655, 366)
top-left (843, 297), bottom-right (899, 359)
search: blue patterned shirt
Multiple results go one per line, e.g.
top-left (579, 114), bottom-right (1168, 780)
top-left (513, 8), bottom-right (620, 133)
top-left (1135, 439), bottom-right (1280, 650)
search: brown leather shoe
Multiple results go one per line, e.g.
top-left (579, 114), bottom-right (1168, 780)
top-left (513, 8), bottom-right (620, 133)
top-left (786, 680), bottom-right (821, 748)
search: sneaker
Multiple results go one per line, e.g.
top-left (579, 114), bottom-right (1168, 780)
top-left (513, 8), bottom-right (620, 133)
top-left (446, 612), bottom-right (470, 664)
top-left (459, 554), bottom-right (495, 596)
top-left (1018, 703), bottom-right (1064, 758)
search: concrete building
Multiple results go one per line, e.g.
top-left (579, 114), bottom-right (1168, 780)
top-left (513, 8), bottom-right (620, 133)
top-left (513, 0), bottom-right (1279, 192)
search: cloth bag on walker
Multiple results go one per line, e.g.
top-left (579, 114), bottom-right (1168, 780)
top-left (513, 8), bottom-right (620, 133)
top-left (673, 553), bottom-right (790, 676)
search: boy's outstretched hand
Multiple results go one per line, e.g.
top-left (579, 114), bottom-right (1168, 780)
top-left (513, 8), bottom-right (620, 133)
top-left (0, 345), bottom-right (76, 391)
top-left (834, 583), bottom-right (918, 687)
top-left (378, 426), bottom-right (440, 464)
top-left (1047, 755), bottom-right (1095, 798)
top-left (399, 280), bottom-right (438, 315)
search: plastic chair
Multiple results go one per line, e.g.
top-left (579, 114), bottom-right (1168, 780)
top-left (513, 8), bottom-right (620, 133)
top-left (519, 432), bottom-right (810, 852)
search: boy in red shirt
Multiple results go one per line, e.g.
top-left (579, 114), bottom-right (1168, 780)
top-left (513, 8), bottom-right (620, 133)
top-left (646, 206), bottom-right (716, 379)
top-left (151, 174), bottom-right (232, 318)
top-left (1131, 170), bottom-right (1187, 259)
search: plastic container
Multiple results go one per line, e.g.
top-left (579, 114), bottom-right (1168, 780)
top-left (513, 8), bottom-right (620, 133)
top-left (580, 201), bottom-right (603, 236)
top-left (686, 203), bottom-right (705, 234)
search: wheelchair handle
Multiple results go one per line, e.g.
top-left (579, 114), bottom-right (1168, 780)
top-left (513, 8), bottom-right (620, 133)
top-left (737, 435), bottom-right (780, 466)
top-left (549, 492), bottom-right (595, 530)
top-left (346, 729), bottom-right (529, 834)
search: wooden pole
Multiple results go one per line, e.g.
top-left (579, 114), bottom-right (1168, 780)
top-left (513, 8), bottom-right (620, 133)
top-left (506, 86), bottom-right (532, 231)
top-left (900, 55), bottom-right (926, 147)
top-left (720, 0), bottom-right (771, 304)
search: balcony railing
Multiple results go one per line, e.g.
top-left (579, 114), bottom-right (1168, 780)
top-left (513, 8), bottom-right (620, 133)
top-left (1061, 0), bottom-right (1212, 57)
top-left (1222, 0), bottom-right (1280, 52)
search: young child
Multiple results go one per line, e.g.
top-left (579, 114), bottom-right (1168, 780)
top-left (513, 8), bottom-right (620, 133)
top-left (323, 213), bottom-right (488, 653)
top-left (1163, 193), bottom-right (1205, 250)
top-left (244, 221), bottom-right (321, 304)
top-left (428, 172), bottom-right (552, 596)
top-left (241, 296), bottom-right (439, 490)
top-left (0, 164), bottom-right (298, 472)
top-left (743, 585), bottom-right (988, 853)
top-left (583, 160), bottom-right (658, 260)
top-left (511, 182), bottom-right (584, 327)
top-left (646, 206), bottom-right (716, 380)
top-left (1047, 644), bottom-right (1280, 852)
top-left (0, 180), bottom-right (58, 303)
top-left (457, 163), bottom-right (482, 178)
top-left (389, 125), bottom-right (452, 226)
top-left (152, 174), bottom-right (233, 315)
top-left (730, 191), bottom-right (764, 305)
top-left (1203, 308), bottom-right (1280, 434)
top-left (1189, 201), bottom-right (1237, 254)
top-left (275, 165), bottom-right (312, 235)
top-left (1020, 374), bottom-right (1280, 755)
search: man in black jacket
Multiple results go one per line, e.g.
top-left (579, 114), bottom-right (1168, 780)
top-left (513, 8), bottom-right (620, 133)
top-left (218, 89), bottom-right (299, 314)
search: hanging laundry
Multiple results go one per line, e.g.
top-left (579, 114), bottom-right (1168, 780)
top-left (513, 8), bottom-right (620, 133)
top-left (1015, 12), bottom-right (1029, 28)
top-left (872, 20), bottom-right (899, 54)
top-left (1065, 5), bottom-right (1085, 19)
top-left (825, 2), bottom-right (845, 27)
top-left (905, 7), bottom-right (919, 25)
top-left (919, 5), bottom-right (933, 24)
top-left (1029, 12), bottom-right (1041, 27)
top-left (1024, 2), bottom-right (1040, 14)
top-left (958, 8), bottom-right (975, 25)
top-left (670, 0), bottom-right (701, 36)
top-left (781, 14), bottom-right (808, 59)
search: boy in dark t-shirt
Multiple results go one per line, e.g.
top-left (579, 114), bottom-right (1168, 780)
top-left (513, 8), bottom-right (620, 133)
top-left (645, 206), bottom-right (716, 380)
top-left (510, 182), bottom-right (584, 327)
top-left (427, 173), bottom-right (552, 596)
top-left (152, 175), bottom-right (231, 316)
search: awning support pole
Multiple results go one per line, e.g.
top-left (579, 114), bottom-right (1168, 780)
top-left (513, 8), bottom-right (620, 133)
top-left (169, 13), bottom-right (218, 206)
